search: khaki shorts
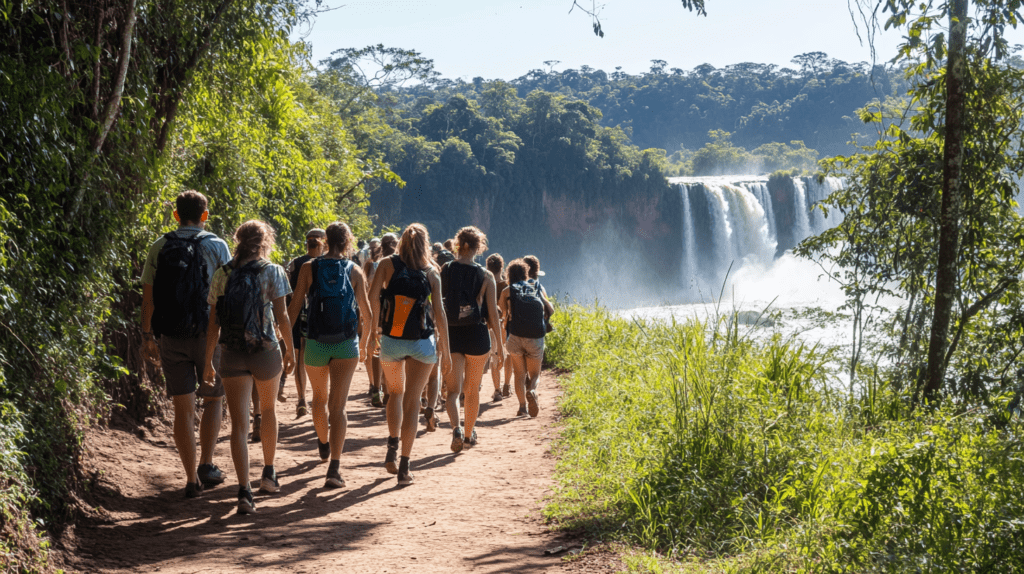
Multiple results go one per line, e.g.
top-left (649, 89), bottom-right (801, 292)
top-left (506, 334), bottom-right (545, 361)
top-left (158, 336), bottom-right (225, 398)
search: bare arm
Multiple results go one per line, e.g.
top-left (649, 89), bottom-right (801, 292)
top-left (428, 268), bottom-right (452, 375)
top-left (482, 272), bottom-right (504, 364)
top-left (350, 263), bottom-right (373, 361)
top-left (272, 296), bottom-right (294, 375)
top-left (498, 287), bottom-right (510, 325)
top-left (541, 290), bottom-right (554, 317)
top-left (367, 257), bottom-right (393, 352)
top-left (288, 261), bottom-right (313, 329)
top-left (141, 283), bottom-right (160, 364)
top-left (202, 302), bottom-right (220, 384)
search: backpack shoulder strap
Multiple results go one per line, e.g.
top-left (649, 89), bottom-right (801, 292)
top-left (390, 254), bottom-right (405, 274)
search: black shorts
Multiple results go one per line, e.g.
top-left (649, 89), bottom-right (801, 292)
top-left (448, 323), bottom-right (491, 356)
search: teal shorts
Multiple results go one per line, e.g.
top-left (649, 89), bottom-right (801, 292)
top-left (304, 337), bottom-right (359, 367)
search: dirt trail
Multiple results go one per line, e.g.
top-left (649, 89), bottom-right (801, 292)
top-left (67, 366), bottom-right (608, 573)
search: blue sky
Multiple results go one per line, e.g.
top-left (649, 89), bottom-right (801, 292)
top-left (296, 0), bottom-right (1024, 80)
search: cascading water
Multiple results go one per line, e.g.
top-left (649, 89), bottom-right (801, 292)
top-left (671, 175), bottom-right (843, 295)
top-left (792, 177), bottom-right (812, 240)
top-left (805, 177), bottom-right (844, 234)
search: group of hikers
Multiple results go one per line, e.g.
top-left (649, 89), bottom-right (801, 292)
top-left (141, 190), bottom-right (555, 514)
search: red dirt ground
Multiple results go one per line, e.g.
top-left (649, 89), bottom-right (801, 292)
top-left (63, 366), bottom-right (625, 573)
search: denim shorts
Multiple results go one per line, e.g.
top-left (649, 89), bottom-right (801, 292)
top-left (379, 335), bottom-right (437, 364)
top-left (506, 334), bottom-right (545, 361)
top-left (305, 337), bottom-right (359, 366)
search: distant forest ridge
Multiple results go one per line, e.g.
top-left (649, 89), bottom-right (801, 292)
top-left (383, 52), bottom-right (911, 159)
top-left (345, 51), bottom-right (927, 275)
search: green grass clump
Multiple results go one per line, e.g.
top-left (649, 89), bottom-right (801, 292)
top-left (546, 304), bottom-right (1024, 572)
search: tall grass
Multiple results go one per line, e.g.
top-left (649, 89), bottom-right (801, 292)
top-left (546, 304), bottom-right (1024, 572)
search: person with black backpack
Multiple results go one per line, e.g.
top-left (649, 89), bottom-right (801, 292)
top-left (141, 190), bottom-right (231, 499)
top-left (288, 222), bottom-right (372, 489)
top-left (367, 223), bottom-right (452, 486)
top-left (202, 220), bottom-right (295, 515)
top-left (440, 227), bottom-right (504, 452)
top-left (284, 228), bottom-right (327, 417)
top-left (499, 259), bottom-right (554, 418)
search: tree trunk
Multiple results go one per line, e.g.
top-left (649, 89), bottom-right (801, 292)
top-left (923, 0), bottom-right (969, 403)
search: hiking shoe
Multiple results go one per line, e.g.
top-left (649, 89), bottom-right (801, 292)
top-left (277, 388), bottom-right (287, 403)
top-left (184, 481), bottom-right (204, 498)
top-left (397, 471), bottom-right (414, 486)
top-left (237, 487), bottom-right (256, 514)
top-left (370, 387), bottom-right (384, 408)
top-left (385, 437), bottom-right (399, 474)
top-left (492, 389), bottom-right (503, 402)
top-left (197, 464), bottom-right (225, 487)
top-left (516, 406), bottom-right (529, 417)
top-left (259, 466), bottom-right (280, 494)
top-left (296, 402), bottom-right (308, 417)
top-left (317, 440), bottom-right (330, 462)
top-left (251, 414), bottom-right (262, 444)
top-left (325, 467), bottom-right (345, 489)
top-left (527, 390), bottom-right (539, 418)
top-left (451, 426), bottom-right (465, 453)
top-left (424, 407), bottom-right (437, 432)
top-left (466, 429), bottom-right (478, 447)
top-left (501, 383), bottom-right (511, 398)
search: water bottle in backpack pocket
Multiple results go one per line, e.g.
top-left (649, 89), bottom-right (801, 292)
top-left (217, 260), bottom-right (271, 354)
top-left (380, 255), bottom-right (434, 340)
top-left (441, 261), bottom-right (485, 327)
top-left (305, 257), bottom-right (359, 343)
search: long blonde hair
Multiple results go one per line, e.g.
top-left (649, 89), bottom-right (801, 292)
top-left (397, 223), bottom-right (431, 269)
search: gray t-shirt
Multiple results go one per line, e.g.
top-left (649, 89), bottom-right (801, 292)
top-left (141, 226), bottom-right (232, 286)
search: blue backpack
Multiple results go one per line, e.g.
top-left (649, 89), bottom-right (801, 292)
top-left (305, 257), bottom-right (359, 343)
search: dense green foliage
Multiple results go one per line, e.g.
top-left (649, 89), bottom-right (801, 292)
top-left (546, 305), bottom-right (1024, 572)
top-left (797, 12), bottom-right (1024, 404)
top-left (369, 85), bottom-right (675, 263)
top-left (0, 2), bottom-right (388, 567)
top-left (398, 53), bottom-right (906, 157)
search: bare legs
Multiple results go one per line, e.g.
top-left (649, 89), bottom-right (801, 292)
top-left (171, 393), bottom-right (200, 484)
top-left (510, 353), bottom-right (542, 412)
top-left (224, 374), bottom-right (280, 488)
top-left (305, 358), bottom-right (358, 460)
top-left (382, 359), bottom-right (434, 457)
top-left (295, 339), bottom-right (308, 408)
top-left (444, 353), bottom-right (488, 437)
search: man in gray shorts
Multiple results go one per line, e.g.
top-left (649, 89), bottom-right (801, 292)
top-left (141, 190), bottom-right (231, 498)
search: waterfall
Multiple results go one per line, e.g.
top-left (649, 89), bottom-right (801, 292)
top-left (671, 175), bottom-right (843, 294)
top-left (680, 185), bottom-right (697, 288)
top-left (792, 177), bottom-right (811, 240)
top-left (805, 176), bottom-right (843, 235)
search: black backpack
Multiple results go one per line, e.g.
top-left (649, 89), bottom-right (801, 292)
top-left (305, 257), bottom-right (359, 343)
top-left (436, 249), bottom-right (455, 266)
top-left (380, 255), bottom-right (434, 340)
top-left (441, 261), bottom-right (485, 327)
top-left (152, 233), bottom-right (210, 339)
top-left (507, 280), bottom-right (546, 339)
top-left (216, 260), bottom-right (271, 354)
